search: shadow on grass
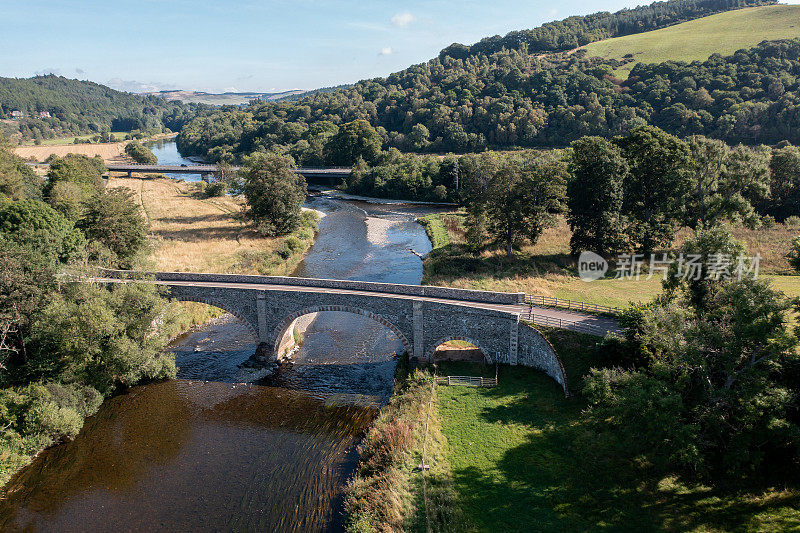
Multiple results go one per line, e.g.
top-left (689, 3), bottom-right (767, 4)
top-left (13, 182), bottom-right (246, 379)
top-left (423, 244), bottom-right (575, 284)
top-left (439, 356), bottom-right (800, 532)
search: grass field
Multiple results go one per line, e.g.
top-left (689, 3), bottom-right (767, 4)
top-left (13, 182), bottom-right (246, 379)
top-left (107, 176), bottom-right (317, 275)
top-left (18, 132), bottom-right (130, 147)
top-left (435, 330), bottom-right (800, 531)
top-left (584, 5), bottom-right (800, 78)
top-left (14, 133), bottom-right (173, 163)
top-left (421, 213), bottom-right (800, 307)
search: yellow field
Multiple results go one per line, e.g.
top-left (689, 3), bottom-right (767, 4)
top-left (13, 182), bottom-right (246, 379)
top-left (108, 176), bottom-right (314, 275)
top-left (584, 5), bottom-right (800, 77)
top-left (13, 133), bottom-right (175, 163)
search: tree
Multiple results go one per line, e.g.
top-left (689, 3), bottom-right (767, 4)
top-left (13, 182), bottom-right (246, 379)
top-left (324, 120), bottom-right (383, 166)
top-left (44, 154), bottom-right (106, 219)
top-left (77, 188), bottom-right (149, 268)
top-left (614, 126), bottom-right (692, 252)
top-left (567, 136), bottom-right (628, 256)
top-left (790, 235), bottom-right (800, 272)
top-left (585, 224), bottom-right (800, 480)
top-left (407, 124), bottom-right (430, 151)
top-left (470, 159), bottom-right (566, 256)
top-left (0, 138), bottom-right (43, 200)
top-left (27, 282), bottom-right (176, 395)
top-left (241, 153), bottom-right (307, 236)
top-left (0, 198), bottom-right (85, 264)
top-left (124, 141), bottom-right (158, 164)
top-left (768, 145), bottom-right (800, 221)
top-left (0, 241), bottom-right (58, 380)
top-left (685, 136), bottom-right (768, 229)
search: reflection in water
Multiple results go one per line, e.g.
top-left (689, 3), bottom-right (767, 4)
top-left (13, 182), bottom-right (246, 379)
top-left (0, 381), bottom-right (375, 532)
top-left (0, 149), bottom-right (448, 531)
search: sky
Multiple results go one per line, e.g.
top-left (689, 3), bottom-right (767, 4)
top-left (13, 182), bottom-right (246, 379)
top-left (1, 0), bottom-right (794, 94)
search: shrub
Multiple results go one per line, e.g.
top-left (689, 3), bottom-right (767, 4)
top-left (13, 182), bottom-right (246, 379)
top-left (761, 214), bottom-right (777, 228)
top-left (784, 215), bottom-right (800, 229)
top-left (790, 235), bottom-right (800, 272)
top-left (205, 181), bottom-right (226, 197)
top-left (124, 141), bottom-right (158, 164)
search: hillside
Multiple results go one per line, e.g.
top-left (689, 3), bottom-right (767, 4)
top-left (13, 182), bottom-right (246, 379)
top-left (0, 75), bottom-right (197, 142)
top-left (584, 4), bottom-right (800, 77)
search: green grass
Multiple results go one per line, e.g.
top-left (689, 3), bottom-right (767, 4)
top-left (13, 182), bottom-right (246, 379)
top-left (584, 5), bottom-right (800, 78)
top-left (435, 331), bottom-right (800, 532)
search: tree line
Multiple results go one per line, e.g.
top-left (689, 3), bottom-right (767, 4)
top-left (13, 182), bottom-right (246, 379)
top-left (177, 34), bottom-right (800, 159)
top-left (0, 75), bottom-right (202, 142)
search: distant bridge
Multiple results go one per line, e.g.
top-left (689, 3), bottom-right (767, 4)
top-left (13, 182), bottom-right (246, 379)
top-left (92, 270), bottom-right (622, 396)
top-left (104, 164), bottom-right (352, 180)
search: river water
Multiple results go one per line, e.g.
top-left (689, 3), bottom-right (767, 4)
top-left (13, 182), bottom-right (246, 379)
top-left (0, 141), bottom-right (443, 532)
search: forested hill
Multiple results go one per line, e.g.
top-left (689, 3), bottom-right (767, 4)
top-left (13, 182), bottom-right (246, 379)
top-left (443, 0), bottom-right (774, 59)
top-left (178, 34), bottom-right (800, 162)
top-left (0, 75), bottom-right (199, 142)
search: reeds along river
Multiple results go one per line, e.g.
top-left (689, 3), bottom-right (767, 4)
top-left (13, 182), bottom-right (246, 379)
top-left (0, 145), bottom-right (446, 531)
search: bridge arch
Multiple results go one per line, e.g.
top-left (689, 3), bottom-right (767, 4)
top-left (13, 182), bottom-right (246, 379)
top-left (169, 295), bottom-right (259, 341)
top-left (427, 336), bottom-right (492, 364)
top-left (270, 305), bottom-right (412, 359)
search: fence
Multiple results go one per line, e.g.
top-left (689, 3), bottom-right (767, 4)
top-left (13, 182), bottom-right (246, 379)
top-left (525, 295), bottom-right (621, 315)
top-left (435, 375), bottom-right (498, 387)
top-left (524, 308), bottom-right (610, 336)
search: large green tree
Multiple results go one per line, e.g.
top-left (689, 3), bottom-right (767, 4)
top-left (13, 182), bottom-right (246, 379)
top-left (77, 188), bottom-right (148, 268)
top-left (585, 226), bottom-right (800, 480)
top-left (0, 198), bottom-right (85, 263)
top-left (685, 136), bottom-right (769, 229)
top-left (324, 120), bottom-right (383, 166)
top-left (241, 153), bottom-right (307, 236)
top-left (468, 158), bottom-right (566, 256)
top-left (567, 136), bottom-right (628, 256)
top-left (614, 126), bottom-right (692, 252)
top-left (768, 145), bottom-right (800, 221)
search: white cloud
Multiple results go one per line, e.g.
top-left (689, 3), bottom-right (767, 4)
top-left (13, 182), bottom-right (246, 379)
top-left (222, 86), bottom-right (239, 93)
top-left (391, 12), bottom-right (416, 27)
top-left (379, 47), bottom-right (393, 56)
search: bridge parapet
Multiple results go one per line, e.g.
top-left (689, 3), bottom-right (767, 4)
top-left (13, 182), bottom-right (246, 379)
top-left (99, 269), bottom-right (525, 305)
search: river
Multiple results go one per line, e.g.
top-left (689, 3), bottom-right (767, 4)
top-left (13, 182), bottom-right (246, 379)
top-left (0, 141), bottom-right (443, 532)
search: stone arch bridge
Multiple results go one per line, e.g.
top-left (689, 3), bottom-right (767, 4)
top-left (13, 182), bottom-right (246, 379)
top-left (99, 270), bottom-right (571, 395)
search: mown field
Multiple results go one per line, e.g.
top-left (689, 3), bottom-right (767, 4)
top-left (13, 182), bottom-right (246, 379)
top-left (419, 212), bottom-right (800, 308)
top-left (107, 176), bottom-right (317, 275)
top-left (583, 5), bottom-right (800, 78)
top-left (434, 329), bottom-right (800, 532)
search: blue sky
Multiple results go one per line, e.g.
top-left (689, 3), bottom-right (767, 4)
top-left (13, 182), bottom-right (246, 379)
top-left (0, 0), bottom-right (765, 93)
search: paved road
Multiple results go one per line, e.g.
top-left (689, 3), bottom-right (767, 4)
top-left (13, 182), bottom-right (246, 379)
top-left (98, 277), bottom-right (620, 336)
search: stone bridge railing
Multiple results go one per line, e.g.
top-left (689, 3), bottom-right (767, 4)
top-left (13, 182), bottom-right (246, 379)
top-left (98, 269), bottom-right (526, 305)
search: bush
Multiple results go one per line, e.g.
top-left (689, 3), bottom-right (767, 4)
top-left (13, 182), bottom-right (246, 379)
top-left (761, 214), bottom-right (777, 228)
top-left (790, 235), bottom-right (800, 272)
top-left (205, 180), bottom-right (226, 197)
top-left (124, 141), bottom-right (158, 164)
top-left (784, 215), bottom-right (800, 229)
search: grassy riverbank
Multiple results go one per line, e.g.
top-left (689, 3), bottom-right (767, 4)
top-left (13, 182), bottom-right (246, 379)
top-left (420, 213), bottom-right (800, 307)
top-left (344, 357), bottom-right (461, 532)
top-left (433, 329), bottom-right (800, 531)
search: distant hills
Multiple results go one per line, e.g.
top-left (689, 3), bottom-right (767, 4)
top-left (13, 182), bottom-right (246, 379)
top-left (149, 90), bottom-right (306, 106)
top-left (147, 85), bottom-right (353, 106)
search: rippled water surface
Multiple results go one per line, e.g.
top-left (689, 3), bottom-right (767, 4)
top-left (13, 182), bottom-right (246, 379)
top-left (0, 140), bottom-right (446, 532)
